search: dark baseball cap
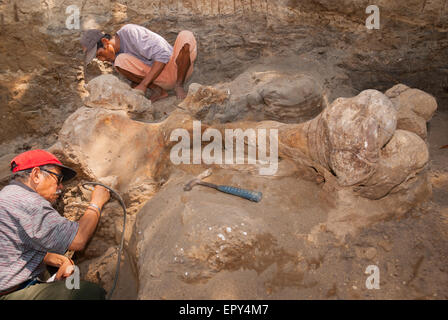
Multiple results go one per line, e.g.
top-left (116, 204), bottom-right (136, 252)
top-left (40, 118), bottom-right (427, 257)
top-left (80, 29), bottom-right (105, 65)
top-left (10, 149), bottom-right (77, 182)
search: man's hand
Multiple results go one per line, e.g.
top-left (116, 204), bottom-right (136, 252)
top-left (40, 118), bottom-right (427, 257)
top-left (138, 61), bottom-right (166, 92)
top-left (90, 185), bottom-right (110, 208)
top-left (43, 252), bottom-right (75, 280)
top-left (55, 258), bottom-right (75, 281)
top-left (134, 83), bottom-right (147, 93)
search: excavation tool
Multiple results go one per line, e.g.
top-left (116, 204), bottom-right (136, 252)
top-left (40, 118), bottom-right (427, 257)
top-left (183, 169), bottom-right (263, 202)
top-left (81, 182), bottom-right (127, 300)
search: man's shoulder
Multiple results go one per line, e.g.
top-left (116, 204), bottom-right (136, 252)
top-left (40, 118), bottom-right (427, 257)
top-left (0, 183), bottom-right (45, 207)
top-left (118, 24), bottom-right (152, 34)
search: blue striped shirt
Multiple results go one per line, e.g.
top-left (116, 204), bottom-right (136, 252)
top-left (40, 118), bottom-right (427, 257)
top-left (0, 181), bottom-right (79, 291)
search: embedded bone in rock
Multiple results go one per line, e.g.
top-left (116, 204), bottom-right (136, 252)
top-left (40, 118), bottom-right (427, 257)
top-left (245, 71), bottom-right (325, 123)
top-left (280, 89), bottom-right (434, 199)
top-left (199, 89), bottom-right (432, 200)
top-left (178, 85), bottom-right (230, 121)
top-left (181, 84), bottom-right (433, 199)
top-left (180, 71), bottom-right (324, 123)
top-left (53, 107), bottom-right (164, 192)
top-left (312, 89), bottom-right (398, 187)
top-left (385, 84), bottom-right (438, 140)
top-left (52, 106), bottom-right (199, 193)
top-left (351, 129), bottom-right (429, 199)
top-left (84, 74), bottom-right (154, 116)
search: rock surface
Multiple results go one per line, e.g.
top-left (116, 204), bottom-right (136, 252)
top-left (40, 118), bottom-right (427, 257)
top-left (129, 162), bottom-right (431, 298)
top-left (84, 74), bottom-right (154, 116)
top-left (130, 168), bottom-right (330, 299)
top-left (181, 70), bottom-right (326, 123)
top-left (385, 84), bottom-right (438, 139)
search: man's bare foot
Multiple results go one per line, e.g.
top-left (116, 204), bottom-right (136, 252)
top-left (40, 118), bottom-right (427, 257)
top-left (150, 87), bottom-right (169, 103)
top-left (175, 85), bottom-right (188, 100)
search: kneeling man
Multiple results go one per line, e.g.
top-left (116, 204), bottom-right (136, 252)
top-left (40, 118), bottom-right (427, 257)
top-left (81, 24), bottom-right (197, 102)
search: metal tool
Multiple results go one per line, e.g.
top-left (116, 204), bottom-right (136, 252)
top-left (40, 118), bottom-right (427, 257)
top-left (81, 182), bottom-right (127, 300)
top-left (184, 169), bottom-right (262, 202)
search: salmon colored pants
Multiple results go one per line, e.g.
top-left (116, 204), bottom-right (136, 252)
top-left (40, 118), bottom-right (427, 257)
top-left (114, 30), bottom-right (197, 91)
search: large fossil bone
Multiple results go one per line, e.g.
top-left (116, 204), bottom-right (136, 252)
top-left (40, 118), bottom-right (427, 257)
top-left (52, 75), bottom-right (436, 203)
top-left (277, 89), bottom-right (430, 199)
top-left (198, 87), bottom-right (435, 200)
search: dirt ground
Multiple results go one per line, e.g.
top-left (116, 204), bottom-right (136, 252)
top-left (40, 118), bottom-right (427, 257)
top-left (101, 107), bottom-right (447, 300)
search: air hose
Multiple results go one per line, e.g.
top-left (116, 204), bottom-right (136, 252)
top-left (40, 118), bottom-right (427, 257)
top-left (81, 182), bottom-right (127, 300)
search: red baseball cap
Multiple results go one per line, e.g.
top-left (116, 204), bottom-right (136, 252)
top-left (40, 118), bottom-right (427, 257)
top-left (10, 149), bottom-right (77, 182)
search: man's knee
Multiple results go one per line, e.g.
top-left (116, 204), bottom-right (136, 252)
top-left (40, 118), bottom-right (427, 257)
top-left (176, 44), bottom-right (191, 65)
top-left (48, 280), bottom-right (106, 300)
top-left (71, 280), bottom-right (106, 300)
top-left (115, 65), bottom-right (124, 74)
top-left (181, 43), bottom-right (190, 51)
top-left (178, 30), bottom-right (196, 43)
top-left (114, 53), bottom-right (126, 67)
top-left (0, 280), bottom-right (106, 300)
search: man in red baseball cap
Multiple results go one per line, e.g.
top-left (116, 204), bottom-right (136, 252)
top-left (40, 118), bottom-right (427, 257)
top-left (10, 149), bottom-right (77, 180)
top-left (0, 149), bottom-right (110, 299)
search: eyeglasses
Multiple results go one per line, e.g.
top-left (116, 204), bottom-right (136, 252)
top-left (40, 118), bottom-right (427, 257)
top-left (40, 168), bottom-right (64, 185)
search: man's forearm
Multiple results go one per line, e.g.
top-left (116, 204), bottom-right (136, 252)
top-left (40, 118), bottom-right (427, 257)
top-left (68, 207), bottom-right (101, 251)
top-left (139, 61), bottom-right (166, 88)
top-left (43, 252), bottom-right (72, 267)
top-left (68, 186), bottom-right (110, 251)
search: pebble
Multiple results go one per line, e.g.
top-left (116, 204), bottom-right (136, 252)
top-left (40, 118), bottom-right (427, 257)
top-left (226, 227), bottom-right (232, 233)
top-left (364, 247), bottom-right (377, 260)
top-left (218, 233), bottom-right (226, 241)
top-left (378, 240), bottom-right (392, 252)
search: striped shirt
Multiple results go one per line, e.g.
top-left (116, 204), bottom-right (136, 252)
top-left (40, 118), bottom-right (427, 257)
top-left (0, 181), bottom-right (79, 291)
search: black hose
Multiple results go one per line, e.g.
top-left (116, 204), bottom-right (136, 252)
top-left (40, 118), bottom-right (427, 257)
top-left (81, 182), bottom-right (127, 300)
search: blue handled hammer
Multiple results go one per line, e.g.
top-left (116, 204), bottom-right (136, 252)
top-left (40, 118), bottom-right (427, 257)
top-left (183, 169), bottom-right (262, 203)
